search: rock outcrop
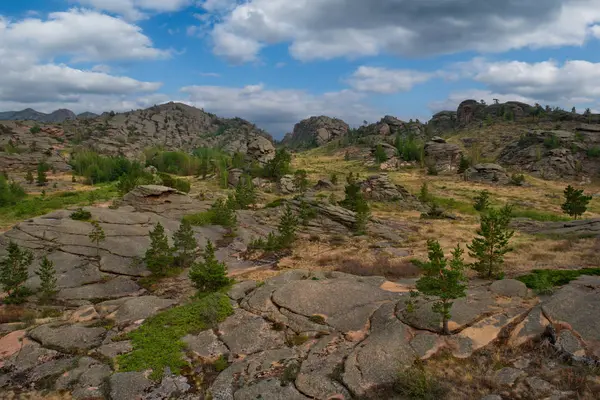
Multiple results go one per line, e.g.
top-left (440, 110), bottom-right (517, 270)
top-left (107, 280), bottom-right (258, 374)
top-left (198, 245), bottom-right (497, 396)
top-left (282, 116), bottom-right (349, 149)
top-left (465, 163), bottom-right (510, 184)
top-left (424, 137), bottom-right (462, 172)
top-left (359, 174), bottom-right (422, 208)
top-left (359, 116), bottom-right (426, 139)
top-left (511, 217), bottom-right (600, 238)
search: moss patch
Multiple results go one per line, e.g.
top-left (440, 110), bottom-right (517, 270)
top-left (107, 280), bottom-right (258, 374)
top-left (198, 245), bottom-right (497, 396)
top-left (116, 293), bottom-right (233, 380)
top-left (517, 268), bottom-right (600, 292)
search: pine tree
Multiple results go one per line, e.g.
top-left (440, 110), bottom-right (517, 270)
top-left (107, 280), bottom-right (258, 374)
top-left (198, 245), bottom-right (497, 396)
top-left (277, 204), bottom-right (298, 248)
top-left (263, 148), bottom-right (292, 180)
top-left (0, 241), bottom-right (33, 302)
top-left (173, 218), bottom-right (197, 268)
top-left (36, 165), bottom-right (47, 186)
top-left (144, 222), bottom-right (174, 275)
top-left (418, 182), bottom-right (432, 203)
top-left (330, 173), bottom-right (338, 185)
top-left (234, 175), bottom-right (257, 209)
top-left (473, 190), bottom-right (491, 212)
top-left (413, 240), bottom-right (467, 335)
top-left (457, 155), bottom-right (470, 174)
top-left (561, 185), bottom-right (592, 219)
top-left (189, 240), bottom-right (231, 292)
top-left (340, 173), bottom-right (363, 211)
top-left (36, 256), bottom-right (57, 299)
top-left (467, 205), bottom-right (514, 279)
top-left (293, 170), bottom-right (309, 193)
top-left (374, 144), bottom-right (388, 163)
top-left (88, 221), bottom-right (106, 257)
top-left (354, 196), bottom-right (371, 235)
top-left (25, 170), bottom-right (34, 184)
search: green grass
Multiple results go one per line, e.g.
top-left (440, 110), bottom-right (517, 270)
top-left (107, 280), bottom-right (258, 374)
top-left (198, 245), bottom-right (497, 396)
top-left (182, 210), bottom-right (215, 226)
top-left (430, 196), bottom-right (478, 215)
top-left (0, 185), bottom-right (118, 226)
top-left (517, 268), bottom-right (600, 293)
top-left (117, 293), bottom-right (233, 380)
top-left (510, 208), bottom-right (570, 222)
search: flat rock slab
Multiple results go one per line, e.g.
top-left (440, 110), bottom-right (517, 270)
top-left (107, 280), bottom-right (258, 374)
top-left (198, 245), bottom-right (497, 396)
top-left (490, 279), bottom-right (529, 298)
top-left (58, 276), bottom-right (143, 301)
top-left (542, 275), bottom-right (600, 357)
top-left (233, 379), bottom-right (309, 400)
top-left (218, 309), bottom-right (286, 356)
top-left (0, 330), bottom-right (28, 367)
top-left (183, 330), bottom-right (228, 359)
top-left (109, 371), bottom-right (152, 400)
top-left (508, 305), bottom-right (550, 347)
top-left (29, 324), bottom-right (106, 353)
top-left (271, 278), bottom-right (400, 332)
top-left (102, 296), bottom-right (177, 325)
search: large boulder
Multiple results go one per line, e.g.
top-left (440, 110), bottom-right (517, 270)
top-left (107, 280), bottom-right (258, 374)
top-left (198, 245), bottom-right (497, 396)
top-left (424, 138), bottom-right (462, 172)
top-left (284, 116), bottom-right (349, 149)
top-left (360, 174), bottom-right (421, 208)
top-left (246, 134), bottom-right (276, 165)
top-left (466, 163), bottom-right (510, 184)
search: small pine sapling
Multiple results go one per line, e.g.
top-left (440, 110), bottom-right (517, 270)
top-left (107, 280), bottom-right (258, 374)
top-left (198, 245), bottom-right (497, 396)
top-left (189, 240), bottom-right (231, 292)
top-left (88, 221), bottom-right (106, 257)
top-left (561, 185), bottom-right (592, 219)
top-left (173, 218), bottom-right (198, 268)
top-left (36, 256), bottom-right (58, 300)
top-left (473, 190), bottom-right (491, 212)
top-left (0, 241), bottom-right (34, 303)
top-left (144, 222), bottom-right (174, 275)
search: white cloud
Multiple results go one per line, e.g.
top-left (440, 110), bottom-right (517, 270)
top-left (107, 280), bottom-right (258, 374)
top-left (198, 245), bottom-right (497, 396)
top-left (347, 66), bottom-right (433, 93)
top-left (74, 0), bottom-right (193, 20)
top-left (2, 9), bottom-right (169, 62)
top-left (180, 84), bottom-right (379, 134)
top-left (203, 0), bottom-right (600, 63)
top-left (91, 64), bottom-right (111, 73)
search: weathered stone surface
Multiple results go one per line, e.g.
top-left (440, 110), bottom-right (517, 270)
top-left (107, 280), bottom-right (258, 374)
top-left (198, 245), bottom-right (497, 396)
top-left (542, 275), bottom-right (600, 357)
top-left (526, 376), bottom-right (554, 395)
top-left (69, 305), bottom-right (100, 323)
top-left (466, 163), bottom-right (510, 184)
top-left (145, 368), bottom-right (191, 400)
top-left (511, 217), bottom-right (600, 238)
top-left (0, 330), bottom-right (28, 366)
top-left (494, 367), bottom-right (525, 387)
top-left (183, 330), bottom-right (228, 359)
top-left (1, 342), bottom-right (59, 373)
top-left (278, 174), bottom-right (296, 194)
top-left (557, 329), bottom-right (586, 357)
top-left (343, 303), bottom-right (415, 398)
top-left (284, 116), bottom-right (349, 149)
top-left (94, 341), bottom-right (133, 360)
top-left (424, 139), bottom-right (462, 172)
top-left (360, 174), bottom-right (421, 207)
top-left (490, 279), bottom-right (528, 298)
top-left (109, 372), bottom-right (152, 400)
top-left (71, 363), bottom-right (112, 399)
top-left (233, 379), bottom-right (309, 400)
top-left (218, 309), bottom-right (286, 355)
top-left (410, 332), bottom-right (444, 359)
top-left (227, 281), bottom-right (257, 301)
top-left (58, 276), bottom-right (142, 301)
top-left (509, 306), bottom-right (550, 347)
top-left (29, 324), bottom-right (106, 353)
top-left (102, 296), bottom-right (176, 325)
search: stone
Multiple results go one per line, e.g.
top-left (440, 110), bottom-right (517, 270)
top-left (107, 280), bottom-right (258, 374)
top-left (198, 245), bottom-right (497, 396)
top-left (227, 168), bottom-right (244, 187)
top-left (284, 116), bottom-right (349, 149)
top-left (278, 174), bottom-right (296, 194)
top-left (424, 140), bottom-right (462, 172)
top-left (511, 218), bottom-right (600, 239)
top-left (526, 376), bottom-right (554, 395)
top-left (29, 324), bottom-right (106, 353)
top-left (494, 367), bottom-right (525, 387)
top-left (490, 279), bottom-right (528, 298)
top-left (103, 296), bottom-right (176, 326)
top-left (218, 309), bottom-right (286, 355)
top-left (1, 342), bottom-right (59, 373)
top-left (145, 368), bottom-right (191, 400)
top-left (480, 396), bottom-right (503, 400)
top-left (313, 179), bottom-right (334, 190)
top-left (359, 174), bottom-right (421, 207)
top-left (542, 276), bottom-right (600, 357)
top-left (29, 357), bottom-right (77, 389)
top-left (94, 341), bottom-right (133, 360)
top-left (410, 332), bottom-right (443, 359)
top-left (466, 163), bottom-right (510, 184)
top-left (227, 281), bottom-right (257, 301)
top-left (58, 276), bottom-right (143, 301)
top-left (233, 379), bottom-right (309, 400)
top-left (71, 363), bottom-right (112, 399)
top-left (557, 329), bottom-right (586, 356)
top-left (69, 305), bottom-right (100, 323)
top-left (183, 330), bottom-right (229, 359)
top-left (0, 330), bottom-right (27, 366)
top-left (109, 371), bottom-right (152, 400)
top-left (509, 306), bottom-right (550, 347)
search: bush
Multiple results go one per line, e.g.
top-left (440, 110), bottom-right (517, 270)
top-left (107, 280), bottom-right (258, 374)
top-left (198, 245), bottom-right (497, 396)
top-left (158, 173), bottom-right (191, 193)
top-left (70, 208), bottom-right (92, 221)
top-left (426, 164), bottom-right (438, 176)
top-left (339, 173), bottom-right (363, 211)
top-left (145, 149), bottom-right (199, 176)
top-left (517, 268), bottom-right (600, 293)
top-left (29, 125), bottom-right (41, 134)
top-left (394, 362), bottom-right (447, 399)
top-left (189, 240), bottom-right (231, 293)
top-left (457, 155), bottom-right (470, 174)
top-left (262, 148), bottom-right (291, 180)
top-left (587, 146), bottom-right (600, 158)
top-left (293, 170), bottom-right (309, 192)
top-left (395, 134), bottom-right (423, 162)
top-left (173, 218), bottom-right (198, 268)
top-left (70, 150), bottom-right (144, 184)
top-left (509, 173), bottom-right (525, 186)
top-left (543, 133), bottom-right (560, 149)
top-left (36, 256), bottom-right (57, 300)
top-left (232, 176), bottom-right (256, 209)
top-left (250, 204), bottom-right (298, 251)
top-left (0, 176), bottom-right (26, 207)
top-left (116, 170), bottom-right (155, 195)
top-left (418, 182), bottom-right (432, 203)
top-left (374, 144), bottom-right (388, 163)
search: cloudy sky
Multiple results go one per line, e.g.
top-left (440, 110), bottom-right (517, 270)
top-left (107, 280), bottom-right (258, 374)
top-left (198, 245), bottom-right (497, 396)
top-left (3, 1), bottom-right (600, 137)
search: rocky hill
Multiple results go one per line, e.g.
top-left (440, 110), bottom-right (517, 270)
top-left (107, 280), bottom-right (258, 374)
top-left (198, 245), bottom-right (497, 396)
top-left (0, 108), bottom-right (78, 123)
top-left (281, 116), bottom-right (349, 149)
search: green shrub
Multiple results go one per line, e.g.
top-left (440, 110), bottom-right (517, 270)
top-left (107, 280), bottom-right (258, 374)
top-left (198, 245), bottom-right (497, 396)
top-left (395, 134), bottom-right (423, 162)
top-left (30, 125), bottom-right (41, 134)
top-left (36, 256), bottom-right (58, 300)
top-left (374, 144), bottom-right (388, 163)
top-left (562, 185), bottom-right (592, 219)
top-left (543, 133), bottom-right (560, 149)
top-left (70, 208), bottom-right (92, 221)
top-left (158, 173), bottom-right (191, 193)
top-left (250, 204), bottom-right (298, 251)
top-left (473, 190), bottom-right (491, 212)
top-left (509, 173), bottom-right (525, 186)
top-left (144, 222), bottom-right (175, 276)
top-left (426, 164), bottom-right (438, 176)
top-left (457, 155), bottom-right (470, 174)
top-left (587, 146), bottom-right (600, 158)
top-left (339, 173), bottom-right (363, 211)
top-left (0, 242), bottom-right (34, 304)
top-left (70, 150), bottom-right (143, 184)
top-left (418, 182), bottom-right (432, 203)
top-left (394, 362), bottom-right (447, 399)
top-left (232, 176), bottom-right (257, 209)
top-left (517, 268), bottom-right (600, 293)
top-left (117, 293), bottom-right (233, 380)
top-left (262, 148), bottom-right (291, 180)
top-left (173, 218), bottom-right (198, 268)
top-left (293, 170), bottom-right (309, 192)
top-left (145, 149), bottom-right (199, 176)
top-left (0, 176), bottom-right (26, 207)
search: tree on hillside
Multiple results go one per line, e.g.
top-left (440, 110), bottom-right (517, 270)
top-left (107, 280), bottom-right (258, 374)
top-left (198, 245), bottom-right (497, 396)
top-left (572, 107), bottom-right (577, 114)
top-left (36, 256), bottom-right (58, 300)
top-left (145, 222), bottom-right (174, 276)
top-left (88, 221), bottom-right (106, 257)
top-left (263, 148), bottom-right (292, 180)
top-left (374, 144), bottom-right (388, 163)
top-left (473, 190), bottom-right (491, 212)
top-left (293, 170), bottom-right (309, 193)
top-left (277, 204), bottom-right (299, 248)
top-left (25, 170), bottom-right (34, 184)
top-left (0, 241), bottom-right (33, 303)
top-left (36, 164), bottom-right (48, 186)
top-left (561, 185), bottom-right (592, 219)
top-left (173, 218), bottom-right (198, 268)
top-left (467, 205), bottom-right (514, 279)
top-left (189, 240), bottom-right (231, 292)
top-left (411, 240), bottom-right (467, 335)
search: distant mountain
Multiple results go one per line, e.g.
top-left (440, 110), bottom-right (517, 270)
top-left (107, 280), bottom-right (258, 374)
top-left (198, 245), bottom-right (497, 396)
top-left (77, 112), bottom-right (99, 119)
top-left (0, 108), bottom-right (78, 123)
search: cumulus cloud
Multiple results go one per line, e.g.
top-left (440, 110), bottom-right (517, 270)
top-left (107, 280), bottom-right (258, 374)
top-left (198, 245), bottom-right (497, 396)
top-left (74, 0), bottom-right (193, 20)
top-left (180, 84), bottom-right (379, 134)
top-left (204, 0), bottom-right (600, 63)
top-left (347, 66), bottom-right (433, 93)
top-left (2, 9), bottom-right (169, 62)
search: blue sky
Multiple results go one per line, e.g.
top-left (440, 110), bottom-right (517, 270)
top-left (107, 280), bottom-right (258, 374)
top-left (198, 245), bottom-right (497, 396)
top-left (2, 1), bottom-right (600, 137)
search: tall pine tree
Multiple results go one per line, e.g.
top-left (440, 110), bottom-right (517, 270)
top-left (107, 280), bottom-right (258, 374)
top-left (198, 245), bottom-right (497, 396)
top-left (36, 256), bottom-right (58, 299)
top-left (0, 241), bottom-right (33, 302)
top-left (189, 240), bottom-right (231, 292)
top-left (145, 222), bottom-right (174, 275)
top-left (173, 218), bottom-right (198, 268)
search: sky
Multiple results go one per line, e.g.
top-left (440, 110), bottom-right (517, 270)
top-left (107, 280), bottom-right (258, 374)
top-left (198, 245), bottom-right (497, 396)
top-left (3, 1), bottom-right (600, 138)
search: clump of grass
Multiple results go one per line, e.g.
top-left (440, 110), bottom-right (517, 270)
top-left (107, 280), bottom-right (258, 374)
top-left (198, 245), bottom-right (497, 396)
top-left (117, 293), bottom-right (233, 380)
top-left (511, 208), bottom-right (570, 222)
top-left (70, 208), bottom-right (92, 221)
top-left (394, 361), bottom-right (447, 399)
top-left (517, 268), bottom-right (600, 292)
top-left (431, 196), bottom-right (478, 215)
top-left (213, 355), bottom-right (229, 372)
